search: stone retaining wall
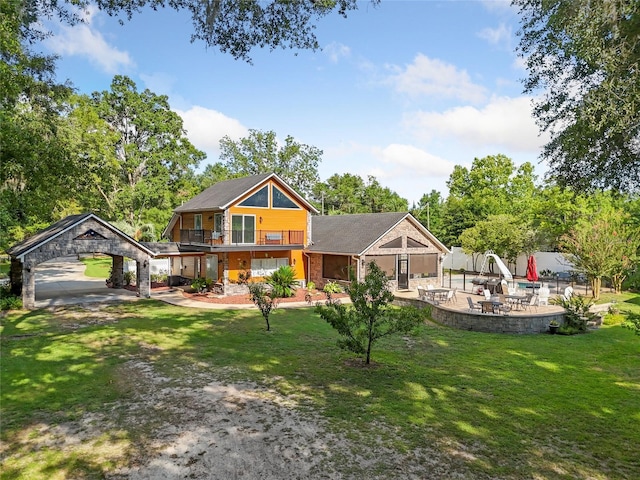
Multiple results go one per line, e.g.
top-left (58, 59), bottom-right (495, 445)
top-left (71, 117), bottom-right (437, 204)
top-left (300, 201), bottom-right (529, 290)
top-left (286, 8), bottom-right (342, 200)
top-left (394, 297), bottom-right (566, 334)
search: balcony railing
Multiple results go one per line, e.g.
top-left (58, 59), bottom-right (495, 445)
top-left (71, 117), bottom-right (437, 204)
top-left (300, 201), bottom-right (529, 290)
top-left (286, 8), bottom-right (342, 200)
top-left (179, 229), bottom-right (304, 246)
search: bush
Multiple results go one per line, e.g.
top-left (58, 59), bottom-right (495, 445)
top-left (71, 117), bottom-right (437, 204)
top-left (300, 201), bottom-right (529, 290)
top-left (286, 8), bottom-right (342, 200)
top-left (123, 271), bottom-right (135, 286)
top-left (306, 281), bottom-right (316, 292)
top-left (622, 313), bottom-right (640, 335)
top-left (323, 281), bottom-right (343, 297)
top-left (0, 285), bottom-right (22, 311)
top-left (191, 277), bottom-right (212, 293)
top-left (267, 265), bottom-right (297, 298)
top-left (550, 294), bottom-right (595, 333)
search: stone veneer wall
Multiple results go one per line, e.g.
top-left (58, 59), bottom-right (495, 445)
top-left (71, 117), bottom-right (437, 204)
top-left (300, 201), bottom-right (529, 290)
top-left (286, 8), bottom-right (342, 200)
top-left (394, 297), bottom-right (566, 334)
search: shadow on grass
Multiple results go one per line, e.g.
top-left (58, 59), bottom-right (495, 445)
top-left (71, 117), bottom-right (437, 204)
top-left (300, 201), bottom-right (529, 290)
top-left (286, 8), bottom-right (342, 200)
top-left (1, 299), bottom-right (639, 479)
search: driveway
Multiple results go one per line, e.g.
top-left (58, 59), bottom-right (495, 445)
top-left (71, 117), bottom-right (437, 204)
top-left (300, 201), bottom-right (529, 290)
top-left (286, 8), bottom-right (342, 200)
top-left (35, 256), bottom-right (138, 308)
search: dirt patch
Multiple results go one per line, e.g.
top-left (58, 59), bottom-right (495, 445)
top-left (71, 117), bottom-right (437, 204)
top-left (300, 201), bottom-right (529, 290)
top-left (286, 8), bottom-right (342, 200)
top-left (180, 288), bottom-right (348, 306)
top-left (19, 360), bottom-right (468, 479)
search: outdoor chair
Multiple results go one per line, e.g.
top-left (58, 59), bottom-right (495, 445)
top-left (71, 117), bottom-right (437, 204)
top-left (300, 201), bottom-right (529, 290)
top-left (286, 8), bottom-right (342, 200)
top-left (483, 289), bottom-right (492, 301)
top-left (563, 286), bottom-right (574, 302)
top-left (451, 287), bottom-right (458, 302)
top-left (538, 287), bottom-right (550, 306)
top-left (417, 286), bottom-right (427, 301)
top-left (467, 296), bottom-right (482, 312)
top-left (426, 284), bottom-right (434, 290)
top-left (444, 290), bottom-right (454, 304)
top-left (523, 294), bottom-right (538, 312)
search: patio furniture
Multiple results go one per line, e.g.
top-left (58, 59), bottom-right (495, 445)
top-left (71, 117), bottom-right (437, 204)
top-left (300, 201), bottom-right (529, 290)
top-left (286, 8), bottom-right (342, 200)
top-left (443, 289), bottom-right (455, 304)
top-left (483, 289), bottom-right (492, 301)
top-left (522, 294), bottom-right (538, 312)
top-left (417, 286), bottom-right (427, 301)
top-left (563, 286), bottom-right (574, 301)
top-left (479, 300), bottom-right (503, 314)
top-left (538, 286), bottom-right (550, 306)
top-left (504, 294), bottom-right (527, 310)
top-left (467, 296), bottom-right (482, 312)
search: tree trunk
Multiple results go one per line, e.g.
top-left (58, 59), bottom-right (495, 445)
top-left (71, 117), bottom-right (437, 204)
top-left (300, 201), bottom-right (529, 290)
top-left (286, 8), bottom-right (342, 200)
top-left (591, 277), bottom-right (601, 300)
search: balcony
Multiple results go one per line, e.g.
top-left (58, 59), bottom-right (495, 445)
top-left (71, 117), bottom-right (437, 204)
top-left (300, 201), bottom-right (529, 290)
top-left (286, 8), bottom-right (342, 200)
top-left (179, 229), bottom-right (304, 246)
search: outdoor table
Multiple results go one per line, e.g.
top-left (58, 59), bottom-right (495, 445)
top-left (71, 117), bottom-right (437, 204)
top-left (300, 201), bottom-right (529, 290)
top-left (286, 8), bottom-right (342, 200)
top-left (504, 295), bottom-right (527, 310)
top-left (479, 300), bottom-right (503, 314)
top-left (425, 288), bottom-right (450, 302)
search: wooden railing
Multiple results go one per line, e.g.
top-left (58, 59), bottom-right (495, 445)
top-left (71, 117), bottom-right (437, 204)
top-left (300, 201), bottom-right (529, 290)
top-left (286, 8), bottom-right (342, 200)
top-left (179, 229), bottom-right (304, 246)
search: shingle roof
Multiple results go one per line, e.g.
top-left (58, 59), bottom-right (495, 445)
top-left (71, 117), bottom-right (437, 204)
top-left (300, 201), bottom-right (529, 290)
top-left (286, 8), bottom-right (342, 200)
top-left (307, 212), bottom-right (409, 255)
top-left (7, 213), bottom-right (93, 257)
top-left (174, 173), bottom-right (273, 212)
top-left (7, 213), bottom-right (156, 259)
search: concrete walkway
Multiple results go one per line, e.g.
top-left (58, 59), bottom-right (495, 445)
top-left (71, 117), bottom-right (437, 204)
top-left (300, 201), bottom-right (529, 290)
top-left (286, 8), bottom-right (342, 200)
top-left (34, 256), bottom-right (139, 309)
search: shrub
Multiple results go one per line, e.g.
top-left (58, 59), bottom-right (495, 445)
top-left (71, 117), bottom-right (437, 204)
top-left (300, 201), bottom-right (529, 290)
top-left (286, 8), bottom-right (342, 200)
top-left (191, 277), bottom-right (212, 293)
top-left (267, 265), bottom-right (297, 298)
top-left (248, 283), bottom-right (279, 331)
top-left (306, 281), bottom-right (316, 292)
top-left (622, 313), bottom-right (640, 336)
top-left (0, 285), bottom-right (22, 310)
top-left (123, 271), bottom-right (135, 286)
top-left (550, 294), bottom-right (595, 333)
top-left (323, 281), bottom-right (343, 301)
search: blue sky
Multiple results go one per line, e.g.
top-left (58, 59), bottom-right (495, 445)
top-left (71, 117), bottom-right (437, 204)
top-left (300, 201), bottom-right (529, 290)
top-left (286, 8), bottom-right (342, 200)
top-left (43, 0), bottom-right (548, 205)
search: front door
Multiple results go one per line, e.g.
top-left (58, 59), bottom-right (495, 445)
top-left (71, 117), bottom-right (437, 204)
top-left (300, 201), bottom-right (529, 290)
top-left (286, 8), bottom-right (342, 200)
top-left (206, 255), bottom-right (218, 281)
top-left (398, 255), bottom-right (408, 289)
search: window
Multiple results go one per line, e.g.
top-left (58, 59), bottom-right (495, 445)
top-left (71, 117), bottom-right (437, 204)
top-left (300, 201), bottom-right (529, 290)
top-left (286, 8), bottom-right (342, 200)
top-left (409, 254), bottom-right (438, 278)
top-left (322, 255), bottom-right (352, 280)
top-left (251, 258), bottom-right (289, 277)
top-left (194, 214), bottom-right (202, 230)
top-left (366, 255), bottom-right (396, 280)
top-left (213, 213), bottom-right (223, 233)
top-left (238, 185), bottom-right (268, 207)
top-left (272, 185), bottom-right (300, 209)
top-left (231, 215), bottom-right (255, 243)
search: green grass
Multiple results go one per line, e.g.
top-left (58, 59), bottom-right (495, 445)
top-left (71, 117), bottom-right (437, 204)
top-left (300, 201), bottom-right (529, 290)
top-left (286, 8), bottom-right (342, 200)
top-left (1, 299), bottom-right (639, 479)
top-left (0, 260), bottom-right (9, 277)
top-left (79, 256), bottom-right (112, 278)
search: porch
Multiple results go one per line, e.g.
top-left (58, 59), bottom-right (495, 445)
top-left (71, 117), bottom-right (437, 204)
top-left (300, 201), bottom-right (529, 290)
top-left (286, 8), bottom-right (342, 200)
top-left (179, 229), bottom-right (304, 246)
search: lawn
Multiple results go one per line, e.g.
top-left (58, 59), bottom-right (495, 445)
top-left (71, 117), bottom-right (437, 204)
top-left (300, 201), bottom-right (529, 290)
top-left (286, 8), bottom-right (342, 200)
top-left (1, 298), bottom-right (639, 479)
top-left (79, 256), bottom-right (112, 278)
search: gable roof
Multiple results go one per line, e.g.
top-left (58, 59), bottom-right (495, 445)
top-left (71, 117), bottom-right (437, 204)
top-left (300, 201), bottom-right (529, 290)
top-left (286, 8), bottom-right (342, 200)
top-left (307, 212), bottom-right (449, 256)
top-left (7, 213), bottom-right (156, 259)
top-left (173, 173), bottom-right (318, 213)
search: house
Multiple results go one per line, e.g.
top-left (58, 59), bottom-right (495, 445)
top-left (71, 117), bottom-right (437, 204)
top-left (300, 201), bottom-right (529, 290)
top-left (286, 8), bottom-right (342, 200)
top-left (160, 173), bottom-right (318, 292)
top-left (159, 173), bottom-right (449, 291)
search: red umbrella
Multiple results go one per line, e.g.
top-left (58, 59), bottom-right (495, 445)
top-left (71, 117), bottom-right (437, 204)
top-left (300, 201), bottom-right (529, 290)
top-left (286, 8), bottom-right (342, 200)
top-left (526, 255), bottom-right (539, 282)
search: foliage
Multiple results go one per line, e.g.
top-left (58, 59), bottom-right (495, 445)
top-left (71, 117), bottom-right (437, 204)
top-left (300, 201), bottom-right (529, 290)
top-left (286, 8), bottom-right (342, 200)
top-left (515, 0), bottom-right (640, 192)
top-left (560, 205), bottom-right (640, 299)
top-left (1, 300), bottom-right (639, 478)
top-left (322, 281), bottom-right (343, 301)
top-left (622, 313), bottom-right (640, 336)
top-left (311, 173), bottom-right (408, 215)
top-left (550, 294), bottom-right (594, 333)
top-left (219, 129), bottom-right (321, 196)
top-left (123, 271), bottom-right (135, 286)
top-left (266, 265), bottom-right (297, 298)
top-left (191, 277), bottom-right (212, 293)
top-left (411, 190), bottom-right (444, 238)
top-left (316, 262), bottom-right (423, 364)
top-left (248, 283), bottom-right (279, 331)
top-left (306, 281), bottom-right (316, 292)
top-left (0, 285), bottom-right (21, 310)
top-left (441, 155), bottom-right (538, 246)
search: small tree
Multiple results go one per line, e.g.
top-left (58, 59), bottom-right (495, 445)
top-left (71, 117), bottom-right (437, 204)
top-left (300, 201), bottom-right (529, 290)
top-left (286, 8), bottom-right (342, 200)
top-left (316, 262), bottom-right (422, 365)
top-left (248, 283), bottom-right (279, 331)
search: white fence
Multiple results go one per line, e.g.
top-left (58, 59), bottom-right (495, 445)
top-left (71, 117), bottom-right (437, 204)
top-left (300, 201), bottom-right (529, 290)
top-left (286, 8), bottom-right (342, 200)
top-left (443, 247), bottom-right (574, 277)
top-left (124, 258), bottom-right (170, 276)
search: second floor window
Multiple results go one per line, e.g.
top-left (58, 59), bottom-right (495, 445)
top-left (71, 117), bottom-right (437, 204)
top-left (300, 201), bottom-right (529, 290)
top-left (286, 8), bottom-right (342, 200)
top-left (231, 215), bottom-right (255, 244)
top-left (194, 214), bottom-right (202, 230)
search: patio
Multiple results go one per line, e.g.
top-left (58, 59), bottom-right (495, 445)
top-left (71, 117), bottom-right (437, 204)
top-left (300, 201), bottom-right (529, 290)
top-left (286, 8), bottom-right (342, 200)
top-left (394, 288), bottom-right (566, 334)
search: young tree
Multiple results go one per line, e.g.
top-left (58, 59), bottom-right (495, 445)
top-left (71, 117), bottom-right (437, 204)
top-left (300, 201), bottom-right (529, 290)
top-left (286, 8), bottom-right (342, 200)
top-left (515, 0), bottom-right (640, 192)
top-left (248, 283), bottom-right (279, 332)
top-left (316, 262), bottom-right (422, 365)
top-left (219, 129), bottom-right (321, 197)
top-left (561, 208), bottom-right (640, 299)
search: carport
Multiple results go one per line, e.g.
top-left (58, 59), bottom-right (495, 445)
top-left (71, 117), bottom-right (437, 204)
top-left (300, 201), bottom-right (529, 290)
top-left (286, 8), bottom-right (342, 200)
top-left (7, 213), bottom-right (156, 309)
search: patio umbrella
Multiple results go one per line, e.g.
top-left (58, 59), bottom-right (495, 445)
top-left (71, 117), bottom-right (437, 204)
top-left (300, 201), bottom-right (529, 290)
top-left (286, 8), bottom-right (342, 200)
top-left (526, 255), bottom-right (539, 281)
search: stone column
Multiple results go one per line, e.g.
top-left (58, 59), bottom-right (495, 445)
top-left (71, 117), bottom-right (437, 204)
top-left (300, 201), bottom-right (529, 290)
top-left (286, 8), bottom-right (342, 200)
top-left (137, 256), bottom-right (151, 298)
top-left (10, 258), bottom-right (23, 296)
top-left (22, 263), bottom-right (36, 310)
top-left (111, 255), bottom-right (124, 288)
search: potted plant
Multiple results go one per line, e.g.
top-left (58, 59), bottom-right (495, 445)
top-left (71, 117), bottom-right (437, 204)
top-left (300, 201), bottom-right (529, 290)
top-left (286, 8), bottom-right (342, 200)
top-left (549, 320), bottom-right (560, 334)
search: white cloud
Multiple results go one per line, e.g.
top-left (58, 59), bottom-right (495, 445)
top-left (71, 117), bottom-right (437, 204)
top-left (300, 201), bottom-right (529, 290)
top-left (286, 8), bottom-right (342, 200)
top-left (405, 95), bottom-right (547, 152)
top-left (44, 6), bottom-right (133, 74)
top-left (324, 42), bottom-right (351, 63)
top-left (478, 23), bottom-right (512, 47)
top-left (386, 54), bottom-right (486, 103)
top-left (372, 144), bottom-right (456, 178)
top-left (176, 106), bottom-right (248, 160)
